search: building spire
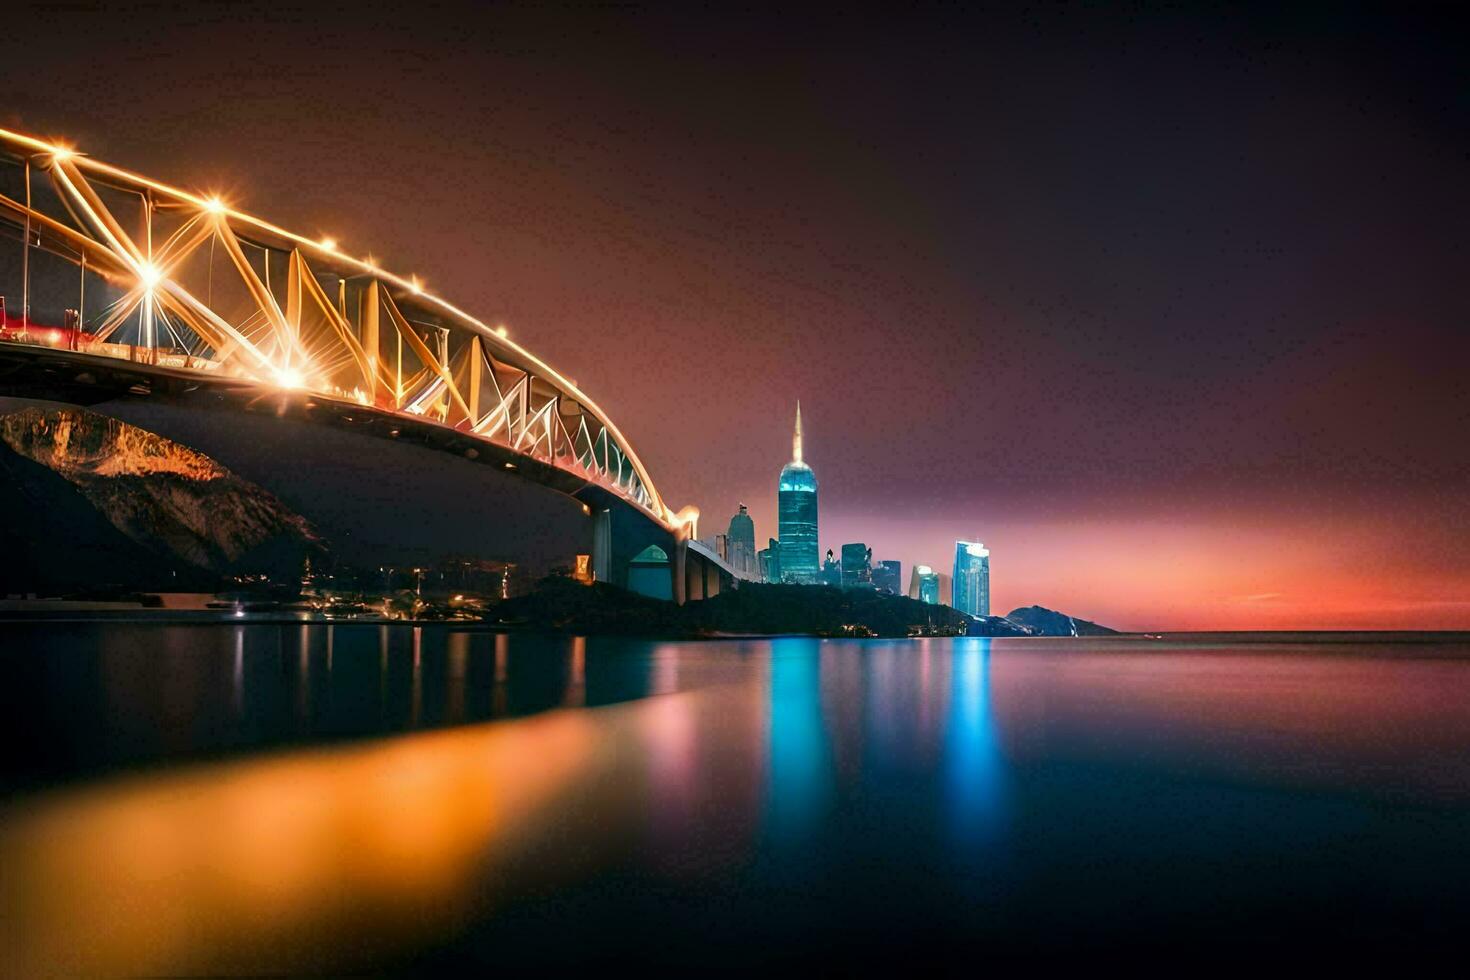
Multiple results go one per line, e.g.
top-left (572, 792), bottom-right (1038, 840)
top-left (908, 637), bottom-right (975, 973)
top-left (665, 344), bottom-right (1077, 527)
top-left (793, 400), bottom-right (803, 464)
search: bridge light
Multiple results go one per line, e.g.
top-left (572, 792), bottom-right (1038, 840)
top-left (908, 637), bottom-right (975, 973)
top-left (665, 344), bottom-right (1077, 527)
top-left (495, 324), bottom-right (509, 338)
top-left (50, 144), bottom-right (74, 163)
top-left (137, 262), bottom-right (163, 290)
top-left (276, 366), bottom-right (305, 389)
top-left (319, 236), bottom-right (337, 252)
top-left (203, 196), bottom-right (226, 214)
top-left (409, 276), bottom-right (423, 295)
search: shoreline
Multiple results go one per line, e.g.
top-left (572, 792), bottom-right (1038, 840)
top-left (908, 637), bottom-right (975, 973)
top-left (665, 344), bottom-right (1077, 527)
top-left (1, 609), bottom-right (1467, 644)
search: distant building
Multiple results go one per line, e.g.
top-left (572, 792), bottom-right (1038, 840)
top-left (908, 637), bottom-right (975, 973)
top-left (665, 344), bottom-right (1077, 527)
top-left (759, 537), bottom-right (782, 584)
top-left (777, 402), bottom-right (819, 582)
top-left (909, 564), bottom-right (940, 605)
top-left (727, 504), bottom-right (757, 579)
top-left (872, 560), bottom-right (901, 595)
top-left (840, 543), bottom-right (872, 589)
top-left (952, 540), bottom-right (991, 618)
top-left (821, 548), bottom-right (842, 587)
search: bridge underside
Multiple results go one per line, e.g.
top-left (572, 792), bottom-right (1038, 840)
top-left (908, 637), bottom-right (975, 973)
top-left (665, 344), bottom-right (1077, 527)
top-left (0, 345), bottom-right (732, 603)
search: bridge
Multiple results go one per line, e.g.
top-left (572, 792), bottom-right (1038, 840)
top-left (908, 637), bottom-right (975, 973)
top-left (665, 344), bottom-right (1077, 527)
top-left (0, 126), bottom-right (734, 602)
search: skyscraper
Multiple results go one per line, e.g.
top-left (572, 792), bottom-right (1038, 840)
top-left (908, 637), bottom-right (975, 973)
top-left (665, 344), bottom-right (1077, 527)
top-left (872, 560), bottom-right (901, 595)
top-left (909, 565), bottom-right (940, 605)
top-left (952, 540), bottom-right (991, 618)
top-left (840, 543), bottom-right (873, 588)
top-left (727, 504), bottom-right (757, 579)
top-left (777, 402), bottom-right (819, 583)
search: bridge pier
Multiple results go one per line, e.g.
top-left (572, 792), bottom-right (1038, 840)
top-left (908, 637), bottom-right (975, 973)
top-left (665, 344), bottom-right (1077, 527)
top-left (672, 539), bottom-right (688, 605)
top-left (591, 508), bottom-right (612, 585)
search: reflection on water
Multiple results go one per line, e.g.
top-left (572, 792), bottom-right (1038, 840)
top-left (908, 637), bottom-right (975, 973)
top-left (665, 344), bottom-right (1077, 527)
top-left (946, 638), bottom-right (1006, 851)
top-left (766, 638), bottom-right (833, 846)
top-left (3, 628), bottom-right (1470, 972)
top-left (0, 624), bottom-right (751, 788)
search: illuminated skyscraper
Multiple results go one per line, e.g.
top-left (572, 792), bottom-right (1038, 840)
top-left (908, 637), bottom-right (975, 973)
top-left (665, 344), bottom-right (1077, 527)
top-left (872, 560), bottom-right (902, 594)
top-left (727, 504), bottom-right (757, 579)
top-left (952, 540), bottom-right (991, 618)
top-left (909, 565), bottom-right (940, 605)
top-left (777, 402), bottom-right (819, 583)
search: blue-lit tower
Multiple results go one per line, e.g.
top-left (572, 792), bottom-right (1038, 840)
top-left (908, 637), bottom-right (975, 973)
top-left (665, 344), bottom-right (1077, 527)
top-left (778, 402), bottom-right (820, 583)
top-left (952, 540), bottom-right (991, 617)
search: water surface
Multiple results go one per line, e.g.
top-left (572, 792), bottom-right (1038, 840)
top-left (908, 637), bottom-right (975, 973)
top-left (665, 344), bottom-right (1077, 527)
top-left (3, 625), bottom-right (1468, 973)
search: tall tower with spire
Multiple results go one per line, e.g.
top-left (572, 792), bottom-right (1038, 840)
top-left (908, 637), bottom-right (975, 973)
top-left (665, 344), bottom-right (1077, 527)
top-left (777, 401), bottom-right (820, 583)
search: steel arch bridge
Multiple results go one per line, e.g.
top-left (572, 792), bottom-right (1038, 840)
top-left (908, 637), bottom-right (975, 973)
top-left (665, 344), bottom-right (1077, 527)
top-left (0, 126), bottom-right (695, 540)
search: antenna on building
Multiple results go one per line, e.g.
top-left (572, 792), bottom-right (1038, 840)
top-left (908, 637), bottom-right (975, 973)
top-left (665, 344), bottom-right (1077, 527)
top-left (793, 400), bottom-right (803, 464)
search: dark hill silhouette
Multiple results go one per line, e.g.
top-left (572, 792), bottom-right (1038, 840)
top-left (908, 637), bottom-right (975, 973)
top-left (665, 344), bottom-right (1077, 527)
top-left (1006, 605), bottom-right (1118, 636)
top-left (496, 578), bottom-right (979, 638)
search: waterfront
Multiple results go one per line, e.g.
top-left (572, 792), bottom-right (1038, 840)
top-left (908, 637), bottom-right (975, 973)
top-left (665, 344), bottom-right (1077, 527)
top-left (4, 626), bottom-right (1470, 973)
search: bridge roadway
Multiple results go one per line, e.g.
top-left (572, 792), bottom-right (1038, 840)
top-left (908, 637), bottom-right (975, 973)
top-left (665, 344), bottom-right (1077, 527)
top-left (0, 341), bottom-right (736, 603)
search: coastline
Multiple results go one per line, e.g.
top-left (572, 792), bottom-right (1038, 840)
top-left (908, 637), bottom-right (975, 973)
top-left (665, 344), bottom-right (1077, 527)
top-left (1, 607), bottom-right (1467, 647)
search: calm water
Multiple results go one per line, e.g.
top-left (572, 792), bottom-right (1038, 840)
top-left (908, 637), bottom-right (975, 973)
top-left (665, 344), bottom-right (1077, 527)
top-left (3, 624), bottom-right (1470, 974)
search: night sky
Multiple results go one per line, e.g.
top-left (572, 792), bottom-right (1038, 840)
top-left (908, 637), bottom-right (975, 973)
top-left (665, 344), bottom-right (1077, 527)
top-left (6, 2), bottom-right (1466, 629)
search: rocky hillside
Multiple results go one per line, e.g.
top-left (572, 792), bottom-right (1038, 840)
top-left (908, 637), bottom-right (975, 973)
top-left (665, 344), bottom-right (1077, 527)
top-left (0, 405), bottom-right (323, 591)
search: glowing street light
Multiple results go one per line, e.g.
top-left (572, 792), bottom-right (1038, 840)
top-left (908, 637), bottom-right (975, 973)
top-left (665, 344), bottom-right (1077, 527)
top-left (319, 236), bottom-right (337, 252)
top-left (276, 366), bottom-right (305, 389)
top-left (203, 196), bottom-right (226, 214)
top-left (495, 324), bottom-right (509, 338)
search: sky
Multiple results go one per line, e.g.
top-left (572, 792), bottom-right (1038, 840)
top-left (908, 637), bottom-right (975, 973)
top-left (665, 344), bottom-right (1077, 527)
top-left (4, 2), bottom-right (1466, 629)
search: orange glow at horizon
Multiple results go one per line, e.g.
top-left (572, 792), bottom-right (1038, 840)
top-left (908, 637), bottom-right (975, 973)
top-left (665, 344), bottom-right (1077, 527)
top-left (820, 503), bottom-right (1470, 632)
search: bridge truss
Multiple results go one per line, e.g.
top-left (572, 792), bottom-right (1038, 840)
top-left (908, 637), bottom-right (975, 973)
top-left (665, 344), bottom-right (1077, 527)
top-left (0, 127), bottom-right (686, 531)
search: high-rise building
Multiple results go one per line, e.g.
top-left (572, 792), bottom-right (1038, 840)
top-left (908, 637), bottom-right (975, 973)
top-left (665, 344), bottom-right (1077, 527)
top-left (952, 540), bottom-right (991, 618)
top-left (727, 504), bottom-right (757, 579)
top-left (840, 543), bottom-right (873, 589)
top-left (872, 560), bottom-right (901, 595)
top-left (759, 538), bottom-right (782, 584)
top-left (821, 548), bottom-right (842, 587)
top-left (777, 402), bottom-right (819, 583)
top-left (909, 565), bottom-right (940, 605)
